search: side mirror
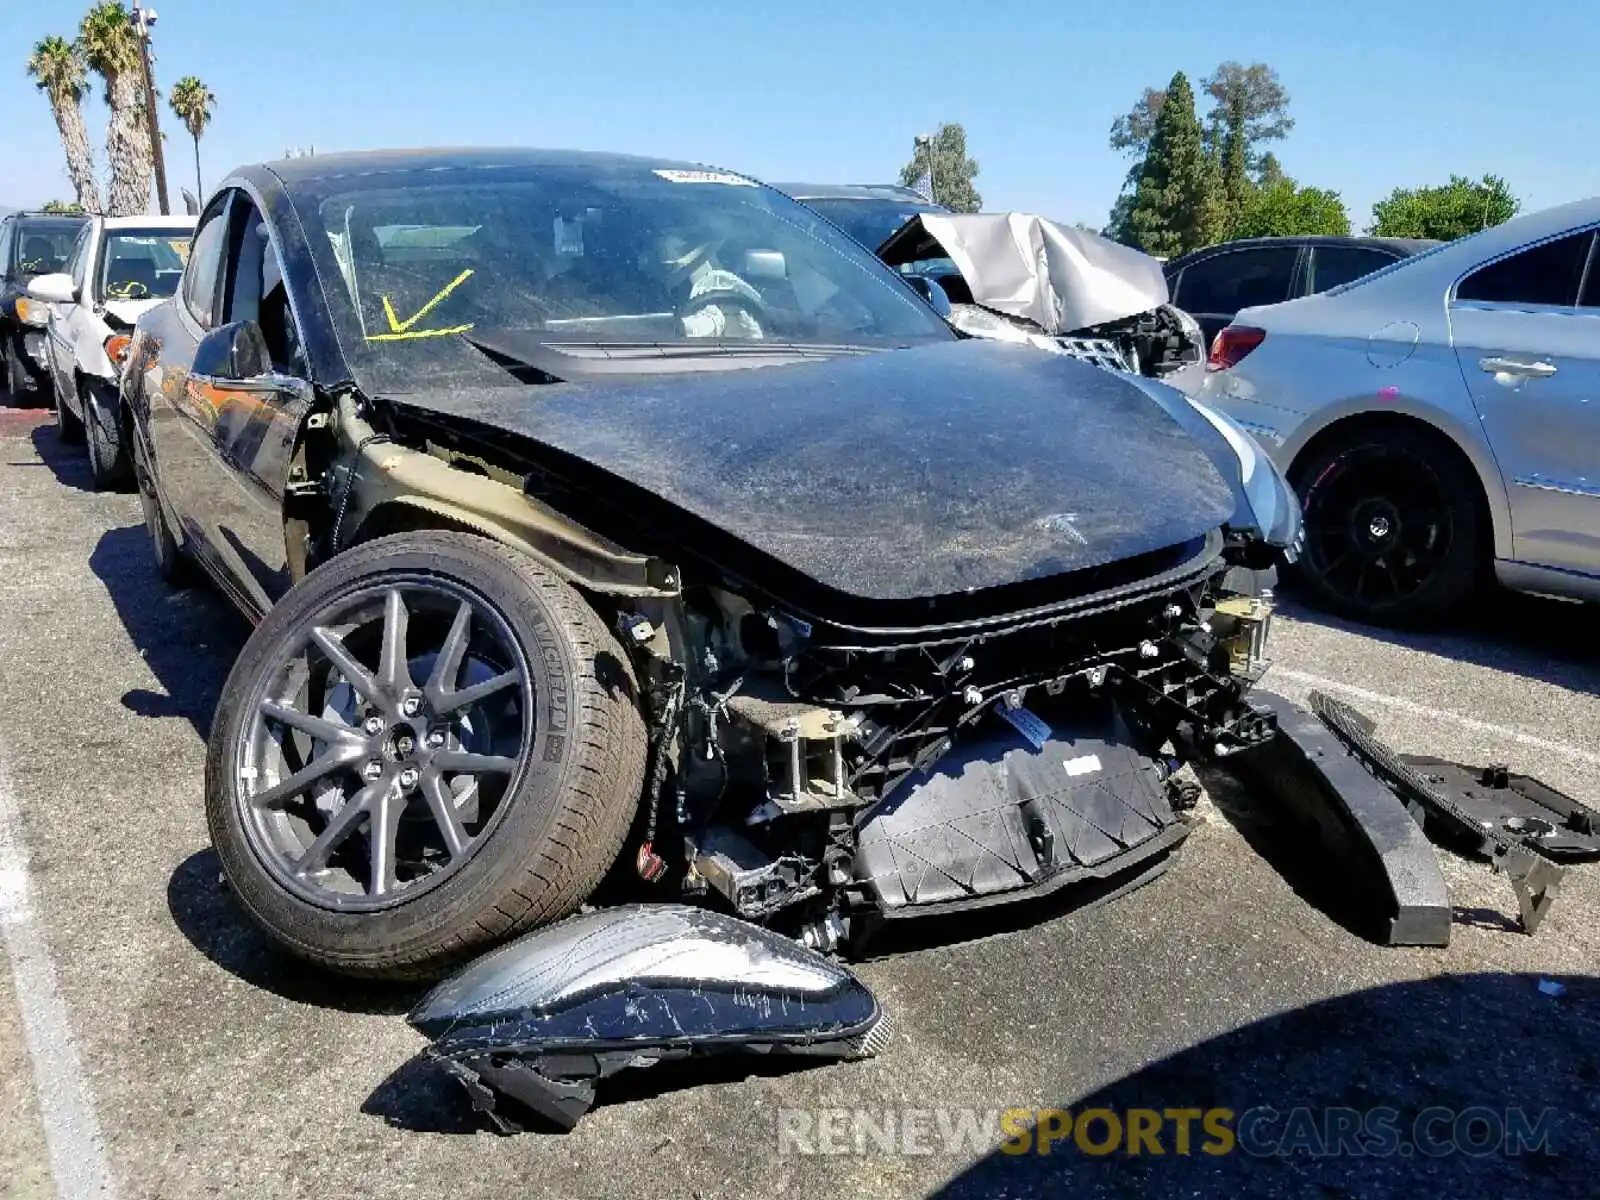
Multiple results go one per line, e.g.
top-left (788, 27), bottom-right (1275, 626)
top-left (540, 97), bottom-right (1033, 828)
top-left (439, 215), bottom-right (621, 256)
top-left (193, 320), bottom-right (271, 383)
top-left (26, 273), bottom-right (75, 304)
top-left (904, 274), bottom-right (952, 318)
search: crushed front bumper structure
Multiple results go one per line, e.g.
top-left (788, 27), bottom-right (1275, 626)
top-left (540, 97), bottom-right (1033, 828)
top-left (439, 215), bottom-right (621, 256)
top-left (409, 686), bottom-right (1596, 1132)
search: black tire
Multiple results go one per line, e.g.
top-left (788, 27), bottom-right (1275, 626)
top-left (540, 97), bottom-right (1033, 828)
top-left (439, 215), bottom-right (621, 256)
top-left (6, 333), bottom-right (38, 405)
top-left (1290, 425), bottom-right (1483, 623)
top-left (206, 531), bottom-right (648, 979)
top-left (132, 433), bottom-right (188, 585)
top-left (54, 394), bottom-right (84, 443)
top-left (82, 383), bottom-right (131, 489)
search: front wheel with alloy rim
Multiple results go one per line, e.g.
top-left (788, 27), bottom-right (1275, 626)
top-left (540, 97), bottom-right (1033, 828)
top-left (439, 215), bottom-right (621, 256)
top-left (206, 531), bottom-right (648, 980)
top-left (1291, 426), bottom-right (1483, 623)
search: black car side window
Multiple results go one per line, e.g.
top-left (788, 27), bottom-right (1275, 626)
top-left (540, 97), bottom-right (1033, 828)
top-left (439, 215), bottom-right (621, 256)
top-left (223, 199), bottom-right (307, 376)
top-left (182, 193), bottom-right (233, 328)
top-left (1309, 246), bottom-right (1394, 294)
top-left (1176, 248), bottom-right (1297, 314)
top-left (0, 220), bottom-right (14, 281)
top-left (1456, 230), bottom-right (1595, 309)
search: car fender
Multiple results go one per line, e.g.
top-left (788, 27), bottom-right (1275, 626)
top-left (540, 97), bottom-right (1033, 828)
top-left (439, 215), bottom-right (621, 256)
top-left (1275, 381), bottom-right (1513, 562)
top-left (72, 308), bottom-right (118, 382)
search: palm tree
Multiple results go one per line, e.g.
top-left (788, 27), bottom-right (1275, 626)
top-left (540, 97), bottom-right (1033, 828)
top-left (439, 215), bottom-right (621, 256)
top-left (26, 36), bottom-right (103, 214)
top-left (168, 76), bottom-right (215, 197)
top-left (78, 1), bottom-right (150, 216)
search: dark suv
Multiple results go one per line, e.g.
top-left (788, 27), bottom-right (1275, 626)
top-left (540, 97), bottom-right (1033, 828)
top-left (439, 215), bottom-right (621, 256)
top-left (1164, 235), bottom-right (1438, 347)
top-left (0, 210), bottom-right (89, 400)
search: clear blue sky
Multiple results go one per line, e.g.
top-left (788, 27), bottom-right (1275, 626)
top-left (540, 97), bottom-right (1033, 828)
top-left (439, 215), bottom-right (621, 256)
top-left (4, 0), bottom-right (1596, 229)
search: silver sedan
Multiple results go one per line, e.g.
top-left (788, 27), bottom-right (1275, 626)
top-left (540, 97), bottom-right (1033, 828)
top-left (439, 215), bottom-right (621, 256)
top-left (1189, 197), bottom-right (1600, 622)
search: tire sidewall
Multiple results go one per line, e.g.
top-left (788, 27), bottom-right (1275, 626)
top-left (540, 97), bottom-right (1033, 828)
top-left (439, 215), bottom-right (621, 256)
top-left (207, 533), bottom-right (619, 972)
top-left (1293, 431), bottom-right (1481, 621)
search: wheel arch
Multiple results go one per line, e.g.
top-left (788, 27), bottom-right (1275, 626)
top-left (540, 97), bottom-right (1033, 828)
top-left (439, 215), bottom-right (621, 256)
top-left (1282, 408), bottom-right (1510, 562)
top-left (343, 497), bottom-right (653, 624)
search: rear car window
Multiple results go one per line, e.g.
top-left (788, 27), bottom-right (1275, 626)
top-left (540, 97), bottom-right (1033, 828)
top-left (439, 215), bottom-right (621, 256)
top-left (1456, 230), bottom-right (1594, 308)
top-left (12, 222), bottom-right (84, 280)
top-left (1175, 246), bottom-right (1298, 314)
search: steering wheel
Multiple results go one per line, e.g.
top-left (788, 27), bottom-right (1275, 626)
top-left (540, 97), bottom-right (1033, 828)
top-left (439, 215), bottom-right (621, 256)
top-left (677, 289), bottom-right (768, 339)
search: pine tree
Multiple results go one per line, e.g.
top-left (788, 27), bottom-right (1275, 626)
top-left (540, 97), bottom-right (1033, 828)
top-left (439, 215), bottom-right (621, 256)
top-left (1125, 72), bottom-right (1223, 256)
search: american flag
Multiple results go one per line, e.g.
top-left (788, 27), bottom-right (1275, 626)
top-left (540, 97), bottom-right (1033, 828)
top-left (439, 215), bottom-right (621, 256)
top-left (910, 169), bottom-right (934, 202)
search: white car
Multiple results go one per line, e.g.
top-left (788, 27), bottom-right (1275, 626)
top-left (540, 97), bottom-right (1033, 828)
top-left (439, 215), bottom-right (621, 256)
top-left (1188, 198), bottom-right (1600, 622)
top-left (27, 214), bottom-right (194, 488)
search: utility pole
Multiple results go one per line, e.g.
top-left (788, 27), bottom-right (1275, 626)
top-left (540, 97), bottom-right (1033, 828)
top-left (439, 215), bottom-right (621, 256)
top-left (131, 5), bottom-right (170, 215)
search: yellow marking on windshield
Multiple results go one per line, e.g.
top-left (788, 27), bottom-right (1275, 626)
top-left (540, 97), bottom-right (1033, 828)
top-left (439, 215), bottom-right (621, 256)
top-left (365, 323), bottom-right (476, 342)
top-left (380, 268), bottom-right (474, 334)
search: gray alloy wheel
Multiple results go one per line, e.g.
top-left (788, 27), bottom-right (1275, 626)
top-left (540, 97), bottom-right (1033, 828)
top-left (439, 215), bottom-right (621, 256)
top-left (235, 577), bottom-right (533, 911)
top-left (206, 532), bottom-right (648, 979)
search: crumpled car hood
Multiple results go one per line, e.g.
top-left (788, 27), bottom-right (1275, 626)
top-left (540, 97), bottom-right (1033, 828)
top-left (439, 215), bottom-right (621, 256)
top-left (878, 212), bottom-right (1170, 333)
top-left (396, 339), bottom-right (1237, 604)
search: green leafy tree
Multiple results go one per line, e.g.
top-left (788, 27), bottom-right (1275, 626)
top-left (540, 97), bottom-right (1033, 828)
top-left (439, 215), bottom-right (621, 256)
top-left (1124, 72), bottom-right (1224, 256)
top-left (26, 35), bottom-right (102, 214)
top-left (897, 122), bottom-right (982, 212)
top-left (79, 1), bottom-right (152, 216)
top-left (1200, 61), bottom-right (1293, 172)
top-left (168, 75), bottom-right (216, 196)
top-left (1369, 175), bottom-right (1519, 240)
top-left (1256, 151), bottom-right (1286, 188)
top-left (1108, 62), bottom-right (1293, 238)
top-left (42, 200), bottom-right (86, 215)
top-left (1216, 91), bottom-right (1250, 216)
top-left (1231, 178), bottom-right (1350, 238)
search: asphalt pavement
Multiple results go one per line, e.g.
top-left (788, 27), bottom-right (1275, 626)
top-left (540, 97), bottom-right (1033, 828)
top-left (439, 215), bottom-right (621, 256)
top-left (1, 399), bottom-right (1597, 1199)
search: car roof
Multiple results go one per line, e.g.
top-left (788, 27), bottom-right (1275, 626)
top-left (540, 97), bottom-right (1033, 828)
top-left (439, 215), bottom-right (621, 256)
top-left (243, 147), bottom-right (738, 189)
top-left (1166, 235), bottom-right (1439, 270)
top-left (772, 182), bottom-right (938, 204)
top-left (100, 214), bottom-right (197, 230)
top-left (1424, 194), bottom-right (1600, 260)
top-left (7, 213), bottom-right (88, 228)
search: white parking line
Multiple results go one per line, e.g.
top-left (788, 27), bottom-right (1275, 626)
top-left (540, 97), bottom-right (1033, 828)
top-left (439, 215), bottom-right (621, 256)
top-left (1271, 668), bottom-right (1600, 768)
top-left (0, 747), bottom-right (118, 1200)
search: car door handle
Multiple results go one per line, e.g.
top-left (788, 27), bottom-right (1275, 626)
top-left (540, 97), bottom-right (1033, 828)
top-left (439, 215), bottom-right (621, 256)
top-left (1479, 356), bottom-right (1557, 379)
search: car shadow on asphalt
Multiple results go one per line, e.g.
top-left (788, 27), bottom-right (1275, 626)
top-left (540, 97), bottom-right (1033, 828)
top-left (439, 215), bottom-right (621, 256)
top-left (1275, 586), bottom-right (1600, 701)
top-left (935, 971), bottom-right (1600, 1197)
top-left (167, 848), bottom-right (424, 1016)
top-left (87, 524), bottom-right (247, 739)
top-left (83, 525), bottom-right (415, 1015)
top-left (27, 418), bottom-right (98, 494)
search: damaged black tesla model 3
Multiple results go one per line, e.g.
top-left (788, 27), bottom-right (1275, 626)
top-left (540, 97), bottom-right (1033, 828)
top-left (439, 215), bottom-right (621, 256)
top-left (122, 149), bottom-right (1300, 986)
